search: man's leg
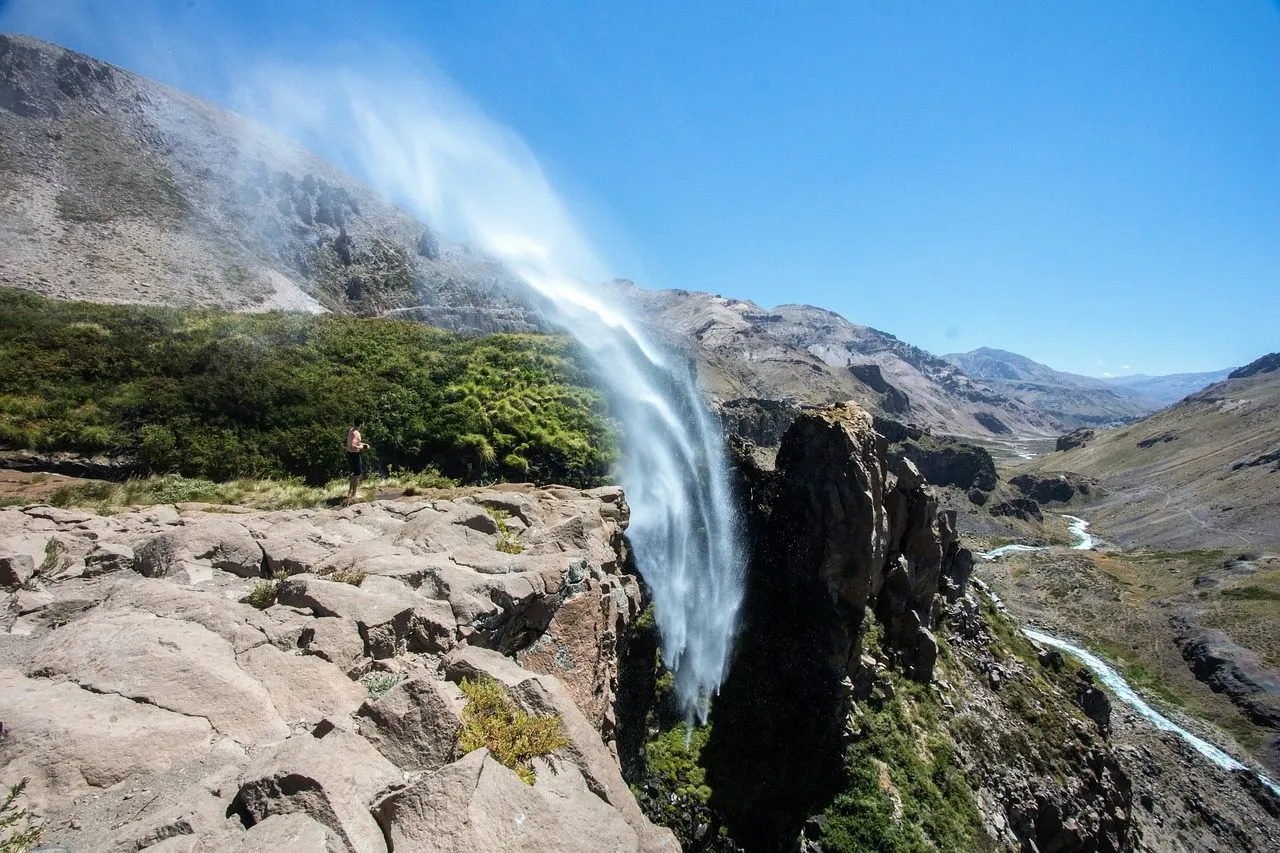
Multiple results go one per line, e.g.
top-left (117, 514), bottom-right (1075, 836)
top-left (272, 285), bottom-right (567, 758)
top-left (348, 473), bottom-right (359, 498)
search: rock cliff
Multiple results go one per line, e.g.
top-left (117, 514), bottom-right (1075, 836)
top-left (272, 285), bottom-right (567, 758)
top-left (0, 485), bottom-right (678, 852)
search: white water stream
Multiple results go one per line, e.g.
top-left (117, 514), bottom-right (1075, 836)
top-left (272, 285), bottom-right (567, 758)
top-left (980, 511), bottom-right (1279, 795)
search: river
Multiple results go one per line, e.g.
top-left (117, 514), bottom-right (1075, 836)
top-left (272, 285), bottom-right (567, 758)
top-left (979, 513), bottom-right (1280, 795)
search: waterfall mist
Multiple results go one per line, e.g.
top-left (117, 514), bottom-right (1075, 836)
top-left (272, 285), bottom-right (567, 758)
top-left (246, 62), bottom-right (744, 722)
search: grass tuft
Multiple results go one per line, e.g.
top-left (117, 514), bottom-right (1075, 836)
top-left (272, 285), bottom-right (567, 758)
top-left (458, 676), bottom-right (569, 784)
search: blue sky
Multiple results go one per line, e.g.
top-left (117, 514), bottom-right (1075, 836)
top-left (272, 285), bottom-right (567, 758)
top-left (2, 0), bottom-right (1277, 376)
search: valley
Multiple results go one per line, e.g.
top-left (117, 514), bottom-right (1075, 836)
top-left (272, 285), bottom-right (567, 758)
top-left (2, 29), bottom-right (1279, 853)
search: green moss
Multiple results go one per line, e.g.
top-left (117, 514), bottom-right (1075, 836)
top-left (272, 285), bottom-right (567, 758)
top-left (820, 674), bottom-right (988, 853)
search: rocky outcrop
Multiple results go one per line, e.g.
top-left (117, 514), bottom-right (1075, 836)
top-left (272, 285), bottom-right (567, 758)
top-left (1056, 427), bottom-right (1095, 452)
top-left (1174, 619), bottom-right (1280, 731)
top-left (1228, 352), bottom-right (1280, 380)
top-left (704, 403), bottom-right (972, 847)
top-left (990, 497), bottom-right (1045, 522)
top-left (716, 398), bottom-right (802, 449)
top-left (886, 433), bottom-right (999, 493)
top-left (0, 486), bottom-right (676, 852)
top-left (1010, 472), bottom-right (1097, 504)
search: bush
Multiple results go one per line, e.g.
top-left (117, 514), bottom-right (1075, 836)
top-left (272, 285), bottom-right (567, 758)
top-left (0, 288), bottom-right (617, 487)
top-left (458, 676), bottom-right (569, 784)
top-left (0, 779), bottom-right (41, 853)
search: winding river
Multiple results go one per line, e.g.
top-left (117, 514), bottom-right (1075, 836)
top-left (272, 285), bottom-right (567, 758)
top-left (978, 514), bottom-right (1279, 795)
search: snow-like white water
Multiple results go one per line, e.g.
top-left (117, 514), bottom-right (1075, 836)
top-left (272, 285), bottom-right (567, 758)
top-left (248, 67), bottom-right (746, 723)
top-left (980, 514), bottom-right (1094, 560)
top-left (1063, 515), bottom-right (1094, 550)
top-left (1023, 628), bottom-right (1280, 798)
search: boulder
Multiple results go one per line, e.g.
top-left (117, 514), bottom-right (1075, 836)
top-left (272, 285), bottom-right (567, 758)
top-left (134, 520), bottom-right (263, 579)
top-left (83, 541), bottom-right (135, 577)
top-left (0, 534), bottom-right (50, 588)
top-left (0, 667), bottom-right (216, 811)
top-left (232, 813), bottom-right (346, 853)
top-left (990, 498), bottom-right (1044, 523)
top-left (444, 646), bottom-right (677, 851)
top-left (1056, 427), bottom-right (1095, 452)
top-left (372, 749), bottom-right (662, 853)
top-left (299, 617), bottom-right (368, 677)
top-left (237, 644), bottom-right (367, 726)
top-left (355, 671), bottom-right (466, 772)
top-left (277, 574), bottom-right (454, 659)
top-left (232, 728), bottom-right (401, 853)
top-left (27, 610), bottom-right (289, 744)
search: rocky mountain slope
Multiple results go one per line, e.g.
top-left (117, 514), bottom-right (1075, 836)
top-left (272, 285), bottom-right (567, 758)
top-left (612, 284), bottom-right (1064, 438)
top-left (0, 33), bottom-right (542, 332)
top-left (1025, 352), bottom-right (1280, 549)
top-left (943, 347), bottom-right (1211, 429)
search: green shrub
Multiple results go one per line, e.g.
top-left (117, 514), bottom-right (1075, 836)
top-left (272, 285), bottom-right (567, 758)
top-left (0, 288), bottom-right (617, 487)
top-left (247, 580), bottom-right (279, 608)
top-left (361, 672), bottom-right (403, 701)
top-left (458, 676), bottom-right (569, 784)
top-left (484, 507), bottom-right (525, 554)
top-left (0, 779), bottom-right (41, 853)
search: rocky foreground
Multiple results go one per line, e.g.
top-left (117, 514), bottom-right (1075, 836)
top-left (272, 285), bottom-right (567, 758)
top-left (0, 485), bottom-right (677, 852)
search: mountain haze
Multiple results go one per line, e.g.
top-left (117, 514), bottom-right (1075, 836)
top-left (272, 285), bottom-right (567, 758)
top-left (0, 33), bottom-right (542, 332)
top-left (1028, 352), bottom-right (1280, 549)
top-left (1102, 369), bottom-right (1235, 407)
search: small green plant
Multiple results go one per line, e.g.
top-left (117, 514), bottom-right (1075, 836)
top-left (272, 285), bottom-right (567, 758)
top-left (458, 676), bottom-right (569, 784)
top-left (0, 779), bottom-right (42, 853)
top-left (327, 568), bottom-right (366, 586)
top-left (484, 506), bottom-right (525, 554)
top-left (362, 672), bottom-right (403, 702)
top-left (247, 580), bottom-right (279, 609)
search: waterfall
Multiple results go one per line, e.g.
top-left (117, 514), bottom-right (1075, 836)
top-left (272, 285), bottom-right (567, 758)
top-left (247, 65), bottom-right (745, 722)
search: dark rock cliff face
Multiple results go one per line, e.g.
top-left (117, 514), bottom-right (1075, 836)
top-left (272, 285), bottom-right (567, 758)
top-left (703, 404), bottom-right (970, 848)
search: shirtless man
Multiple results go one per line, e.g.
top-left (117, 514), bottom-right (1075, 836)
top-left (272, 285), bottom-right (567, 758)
top-left (346, 419), bottom-right (370, 500)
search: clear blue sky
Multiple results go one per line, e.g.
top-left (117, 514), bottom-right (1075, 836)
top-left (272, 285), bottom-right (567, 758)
top-left (3, 0), bottom-right (1277, 376)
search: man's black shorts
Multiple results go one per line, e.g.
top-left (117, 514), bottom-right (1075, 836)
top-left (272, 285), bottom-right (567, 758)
top-left (347, 452), bottom-right (364, 475)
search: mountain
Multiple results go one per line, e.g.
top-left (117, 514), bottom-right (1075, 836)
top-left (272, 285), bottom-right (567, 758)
top-left (1029, 352), bottom-right (1280, 548)
top-left (943, 347), bottom-right (1164, 428)
top-left (611, 284), bottom-right (1064, 437)
top-left (0, 33), bottom-right (541, 332)
top-left (0, 34), bottom-right (1067, 440)
top-left (1101, 369), bottom-right (1234, 407)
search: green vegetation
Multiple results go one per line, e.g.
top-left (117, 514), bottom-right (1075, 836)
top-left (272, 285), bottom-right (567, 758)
top-left (458, 676), bottom-right (569, 784)
top-left (820, 677), bottom-right (988, 853)
top-left (45, 469), bottom-right (455, 512)
top-left (0, 289), bottom-right (617, 487)
top-left (324, 568), bottom-right (367, 586)
top-left (643, 724), bottom-right (724, 842)
top-left (247, 579), bottom-right (280, 609)
top-left (361, 672), bottom-right (403, 702)
top-left (0, 779), bottom-right (41, 853)
top-left (1087, 638), bottom-right (1185, 709)
top-left (1221, 585), bottom-right (1280, 602)
top-left (484, 507), bottom-right (525, 554)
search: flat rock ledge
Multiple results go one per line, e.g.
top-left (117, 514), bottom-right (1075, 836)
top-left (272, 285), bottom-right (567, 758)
top-left (0, 484), bottom-right (679, 853)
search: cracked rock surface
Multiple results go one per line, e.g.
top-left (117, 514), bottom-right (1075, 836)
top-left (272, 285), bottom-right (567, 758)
top-left (0, 484), bottom-right (678, 852)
